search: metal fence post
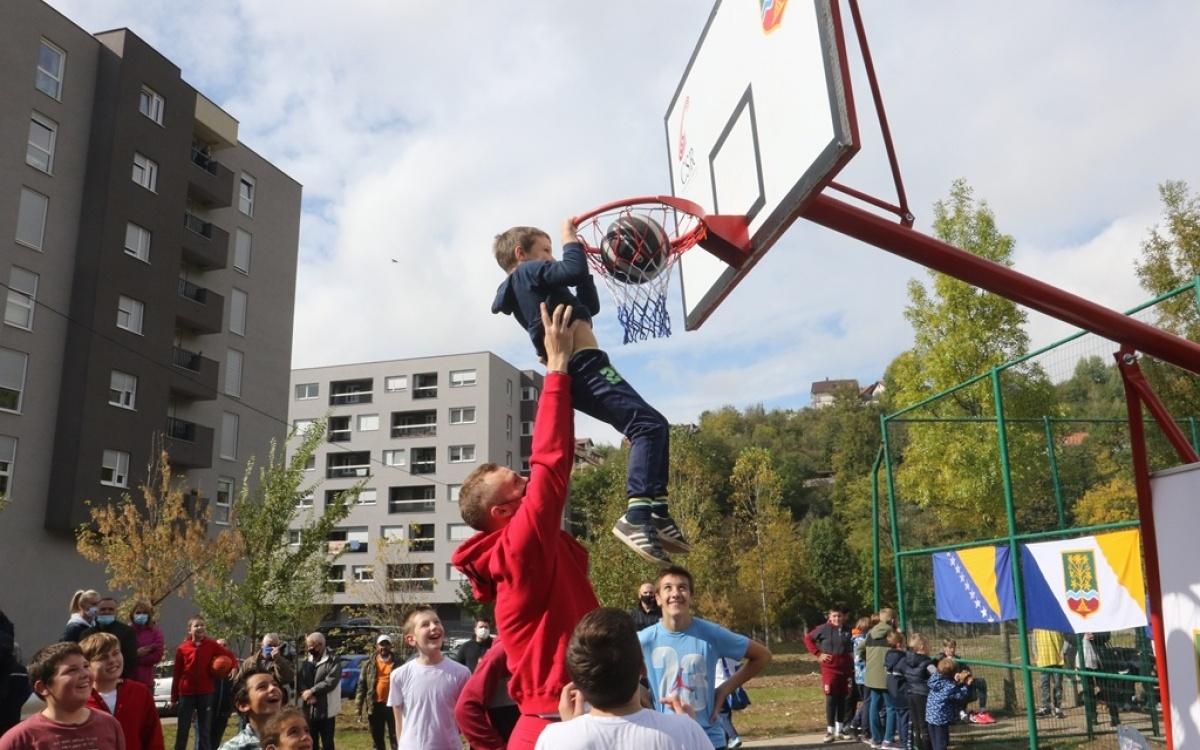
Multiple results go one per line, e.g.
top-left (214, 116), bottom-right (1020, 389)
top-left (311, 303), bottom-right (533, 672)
top-left (991, 368), bottom-right (1039, 750)
top-left (871, 444), bottom-right (884, 611)
top-left (880, 413), bottom-right (905, 628)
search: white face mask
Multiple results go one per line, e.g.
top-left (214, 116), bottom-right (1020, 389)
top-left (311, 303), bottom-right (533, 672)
top-left (475, 627), bottom-right (491, 640)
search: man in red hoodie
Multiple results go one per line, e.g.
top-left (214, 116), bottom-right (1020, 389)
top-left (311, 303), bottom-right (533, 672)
top-left (170, 616), bottom-right (237, 750)
top-left (451, 303), bottom-right (600, 750)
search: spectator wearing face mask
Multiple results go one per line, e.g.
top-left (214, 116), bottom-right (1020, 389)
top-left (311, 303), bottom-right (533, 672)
top-left (630, 582), bottom-right (661, 630)
top-left (62, 590), bottom-right (101, 643)
top-left (243, 634), bottom-right (296, 704)
top-left (82, 596), bottom-right (141, 680)
top-left (452, 620), bottom-right (494, 673)
top-left (129, 601), bottom-right (165, 694)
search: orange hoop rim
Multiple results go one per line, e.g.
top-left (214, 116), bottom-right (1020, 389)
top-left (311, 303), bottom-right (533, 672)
top-left (571, 195), bottom-right (709, 255)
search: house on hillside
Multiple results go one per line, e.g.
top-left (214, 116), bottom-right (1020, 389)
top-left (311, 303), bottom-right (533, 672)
top-left (810, 378), bottom-right (860, 408)
top-left (574, 438), bottom-right (606, 469)
top-left (860, 380), bottom-right (886, 404)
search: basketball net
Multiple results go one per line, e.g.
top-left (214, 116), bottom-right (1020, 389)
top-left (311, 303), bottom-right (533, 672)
top-left (573, 198), bottom-right (706, 343)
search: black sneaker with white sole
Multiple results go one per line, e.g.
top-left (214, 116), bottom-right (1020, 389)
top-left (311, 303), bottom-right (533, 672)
top-left (612, 516), bottom-right (672, 567)
top-left (652, 514), bottom-right (691, 554)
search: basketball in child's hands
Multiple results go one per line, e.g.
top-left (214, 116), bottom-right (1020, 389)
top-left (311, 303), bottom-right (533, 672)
top-left (600, 215), bottom-right (670, 284)
top-left (211, 655), bottom-right (235, 679)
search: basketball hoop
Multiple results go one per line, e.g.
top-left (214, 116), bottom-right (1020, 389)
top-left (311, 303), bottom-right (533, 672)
top-left (572, 195), bottom-right (710, 343)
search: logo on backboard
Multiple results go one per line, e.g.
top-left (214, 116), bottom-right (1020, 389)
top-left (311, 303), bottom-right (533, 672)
top-left (1062, 550), bottom-right (1100, 618)
top-left (677, 96), bottom-right (696, 186)
top-left (759, 0), bottom-right (788, 34)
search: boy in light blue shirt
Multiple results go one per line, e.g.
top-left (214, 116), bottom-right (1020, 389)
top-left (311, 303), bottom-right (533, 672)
top-left (638, 566), bottom-right (772, 749)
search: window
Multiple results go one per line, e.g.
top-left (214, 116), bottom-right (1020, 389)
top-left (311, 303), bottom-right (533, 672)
top-left (352, 565), bottom-right (374, 583)
top-left (413, 373), bottom-right (437, 399)
top-left (506, 451), bottom-right (512, 468)
top-left (391, 410), bottom-right (436, 438)
top-left (506, 415), bottom-right (512, 440)
top-left (234, 229), bottom-right (252, 274)
top-left (0, 349), bottom-right (28, 413)
top-left (327, 416), bottom-right (352, 443)
top-left (131, 153), bottom-right (157, 191)
top-left (0, 436), bottom-right (15, 496)
top-left (16, 188), bottom-right (48, 250)
top-left (381, 526), bottom-right (404, 542)
top-left (446, 564), bottom-right (466, 582)
top-left (138, 86), bottom-right (164, 124)
top-left (220, 412), bottom-right (239, 460)
top-left (238, 174), bottom-right (256, 216)
top-left (449, 406), bottom-right (476, 425)
top-left (116, 296), bottom-right (144, 334)
top-left (215, 477), bottom-right (234, 525)
top-left (302, 455), bottom-right (315, 471)
top-left (295, 383), bottom-right (319, 400)
top-left (296, 492), bottom-right (314, 509)
top-left (326, 451), bottom-right (370, 478)
top-left (327, 527), bottom-right (369, 554)
top-left (229, 289), bottom-right (247, 336)
top-left (327, 565), bottom-right (346, 593)
top-left (448, 445), bottom-right (475, 464)
top-left (449, 369), bottom-right (477, 388)
top-left (387, 563), bottom-right (435, 592)
top-left (225, 349), bottom-right (243, 398)
top-left (448, 484), bottom-right (461, 503)
top-left (522, 386), bottom-right (539, 401)
top-left (411, 447), bottom-right (436, 474)
top-left (100, 449), bottom-right (129, 487)
top-left (385, 375), bottom-right (407, 392)
top-left (108, 370), bottom-right (137, 409)
top-left (521, 458), bottom-right (530, 472)
top-left (383, 449), bottom-right (406, 467)
top-left (448, 524), bottom-right (472, 542)
top-left (293, 419), bottom-right (316, 435)
top-left (26, 114), bottom-right (56, 173)
top-left (388, 486), bottom-right (436, 513)
top-left (5, 267), bottom-right (38, 330)
top-left (35, 40), bottom-right (65, 99)
top-left (287, 529), bottom-right (302, 548)
top-left (408, 523), bottom-right (435, 552)
top-left (330, 379), bottom-right (373, 405)
top-left (357, 488), bottom-right (377, 506)
top-left (123, 222), bottom-right (151, 262)
top-left (506, 379), bottom-right (513, 405)
top-left (357, 414), bottom-right (379, 432)
top-left (521, 421), bottom-right (533, 436)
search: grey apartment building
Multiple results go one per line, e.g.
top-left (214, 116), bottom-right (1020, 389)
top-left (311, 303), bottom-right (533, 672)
top-left (288, 354), bottom-right (542, 626)
top-left (1, 0), bottom-right (301, 651)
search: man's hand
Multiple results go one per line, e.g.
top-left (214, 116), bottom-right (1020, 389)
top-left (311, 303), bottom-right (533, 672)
top-left (820, 653), bottom-right (833, 664)
top-left (557, 682), bottom-right (585, 722)
top-left (540, 303), bottom-right (576, 373)
top-left (137, 646), bottom-right (152, 657)
top-left (662, 694), bottom-right (696, 720)
top-left (562, 218), bottom-right (579, 246)
top-left (710, 683), bottom-right (734, 723)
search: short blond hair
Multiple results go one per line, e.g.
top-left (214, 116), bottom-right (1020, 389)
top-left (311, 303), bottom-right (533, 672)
top-left (80, 632), bottom-right (121, 661)
top-left (458, 462), bottom-right (502, 530)
top-left (909, 633), bottom-right (929, 653)
top-left (493, 227), bottom-right (549, 272)
top-left (878, 607), bottom-right (897, 625)
top-left (402, 606), bottom-right (438, 637)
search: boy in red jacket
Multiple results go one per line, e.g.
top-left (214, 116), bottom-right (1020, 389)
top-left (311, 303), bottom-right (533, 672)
top-left (171, 616), bottom-right (237, 750)
top-left (451, 303), bottom-right (600, 750)
top-left (805, 604), bottom-right (855, 743)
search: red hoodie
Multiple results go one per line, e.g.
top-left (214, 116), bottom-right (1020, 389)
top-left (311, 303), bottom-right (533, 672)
top-left (450, 373), bottom-right (599, 717)
top-left (88, 680), bottom-right (164, 750)
top-left (171, 637), bottom-right (237, 701)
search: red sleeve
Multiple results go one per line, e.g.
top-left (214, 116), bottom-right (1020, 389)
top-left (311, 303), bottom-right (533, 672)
top-left (170, 646), bottom-right (183, 702)
top-left (804, 625), bottom-right (821, 656)
top-left (138, 684), bottom-right (164, 750)
top-left (140, 628), bottom-right (165, 667)
top-left (505, 373), bottom-right (574, 566)
top-left (454, 644), bottom-right (507, 750)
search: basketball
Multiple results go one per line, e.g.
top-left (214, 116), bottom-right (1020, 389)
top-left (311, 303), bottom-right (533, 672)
top-left (600, 215), bottom-right (670, 284)
top-left (210, 655), bottom-right (236, 679)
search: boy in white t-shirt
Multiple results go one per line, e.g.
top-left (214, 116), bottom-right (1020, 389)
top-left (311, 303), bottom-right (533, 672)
top-left (535, 608), bottom-right (710, 750)
top-left (386, 607), bottom-right (470, 750)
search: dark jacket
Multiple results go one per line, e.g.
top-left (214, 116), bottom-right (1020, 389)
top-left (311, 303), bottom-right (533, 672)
top-left (492, 242), bottom-right (600, 358)
top-left (885, 648), bottom-right (908, 699)
top-left (241, 652), bottom-right (296, 702)
top-left (900, 651), bottom-right (935, 697)
top-left (454, 637), bottom-right (494, 673)
top-left (355, 652), bottom-right (396, 713)
top-left (298, 650), bottom-right (342, 721)
top-left (61, 615), bottom-right (93, 643)
top-left (82, 620), bottom-right (140, 679)
top-left (630, 604), bottom-right (661, 630)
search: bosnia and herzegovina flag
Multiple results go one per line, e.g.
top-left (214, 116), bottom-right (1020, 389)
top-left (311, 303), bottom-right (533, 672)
top-left (933, 545), bottom-right (1018, 623)
top-left (1021, 529), bottom-right (1148, 634)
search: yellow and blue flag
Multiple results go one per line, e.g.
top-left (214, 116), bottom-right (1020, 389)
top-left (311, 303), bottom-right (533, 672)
top-left (932, 545), bottom-right (1017, 623)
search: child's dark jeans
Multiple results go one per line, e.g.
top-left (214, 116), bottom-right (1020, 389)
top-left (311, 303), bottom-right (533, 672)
top-left (569, 349), bottom-right (669, 499)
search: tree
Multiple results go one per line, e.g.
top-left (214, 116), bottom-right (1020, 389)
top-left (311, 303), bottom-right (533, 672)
top-left (1073, 477), bottom-right (1138, 526)
top-left (729, 447), bottom-right (800, 646)
top-left (77, 447), bottom-right (239, 607)
top-left (194, 425), bottom-right (355, 650)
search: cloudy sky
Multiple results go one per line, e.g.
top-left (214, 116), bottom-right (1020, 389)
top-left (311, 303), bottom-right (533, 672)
top-left (48, 1), bottom-right (1200, 444)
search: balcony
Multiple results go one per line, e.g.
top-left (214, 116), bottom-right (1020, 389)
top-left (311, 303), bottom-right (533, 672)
top-left (330, 378), bottom-right (374, 406)
top-left (327, 451), bottom-right (371, 479)
top-left (176, 279), bottom-right (224, 334)
top-left (182, 213), bottom-right (229, 270)
top-left (187, 147), bottom-right (235, 208)
top-left (169, 346), bottom-right (218, 400)
top-left (164, 417), bottom-right (214, 468)
top-left (391, 410), bottom-right (437, 439)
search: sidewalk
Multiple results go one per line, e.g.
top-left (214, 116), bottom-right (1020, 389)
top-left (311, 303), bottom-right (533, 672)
top-left (744, 733), bottom-right (840, 748)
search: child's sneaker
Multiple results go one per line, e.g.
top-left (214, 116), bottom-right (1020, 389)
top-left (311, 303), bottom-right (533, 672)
top-left (652, 514), bottom-right (691, 553)
top-left (823, 730), bottom-right (835, 744)
top-left (612, 516), bottom-right (672, 566)
top-left (972, 711), bottom-right (996, 724)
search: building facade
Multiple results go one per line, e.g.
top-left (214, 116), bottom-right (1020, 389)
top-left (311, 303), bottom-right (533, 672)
top-left (1, 0), bottom-right (301, 651)
top-left (288, 353), bottom-right (542, 628)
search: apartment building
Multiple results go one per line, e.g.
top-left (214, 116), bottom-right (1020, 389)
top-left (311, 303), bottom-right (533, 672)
top-left (288, 354), bottom-right (543, 626)
top-left (1, 0), bottom-right (301, 650)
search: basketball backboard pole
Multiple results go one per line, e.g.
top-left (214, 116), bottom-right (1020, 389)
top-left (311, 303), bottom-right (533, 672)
top-left (801, 192), bottom-right (1200, 374)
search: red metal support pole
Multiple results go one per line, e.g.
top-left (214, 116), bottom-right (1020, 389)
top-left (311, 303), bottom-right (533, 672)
top-left (1116, 348), bottom-right (1175, 749)
top-left (801, 193), bottom-right (1200, 375)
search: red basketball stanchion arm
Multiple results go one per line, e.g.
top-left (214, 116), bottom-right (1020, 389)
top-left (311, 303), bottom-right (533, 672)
top-left (1115, 348), bottom-right (1198, 750)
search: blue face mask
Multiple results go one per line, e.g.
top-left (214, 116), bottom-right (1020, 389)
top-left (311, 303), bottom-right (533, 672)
top-left (133, 614), bottom-right (150, 626)
top-left (96, 615), bottom-right (116, 626)
top-left (262, 645), bottom-right (274, 657)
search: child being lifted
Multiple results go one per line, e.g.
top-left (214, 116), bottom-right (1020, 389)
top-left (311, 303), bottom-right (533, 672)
top-left (490, 219), bottom-right (687, 566)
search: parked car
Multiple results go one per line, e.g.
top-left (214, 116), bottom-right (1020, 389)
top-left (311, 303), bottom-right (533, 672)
top-left (339, 654), bottom-right (367, 699)
top-left (153, 660), bottom-right (175, 716)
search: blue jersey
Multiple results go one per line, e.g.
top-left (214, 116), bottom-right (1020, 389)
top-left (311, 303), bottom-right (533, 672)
top-left (639, 618), bottom-right (750, 749)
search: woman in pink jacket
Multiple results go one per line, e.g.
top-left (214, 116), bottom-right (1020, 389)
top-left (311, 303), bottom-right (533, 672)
top-left (129, 600), bottom-right (164, 692)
